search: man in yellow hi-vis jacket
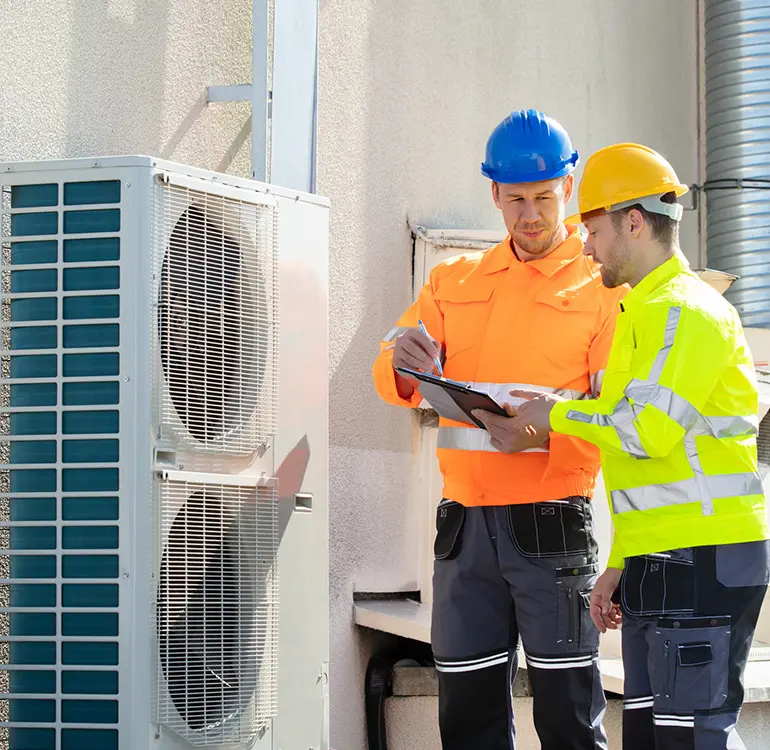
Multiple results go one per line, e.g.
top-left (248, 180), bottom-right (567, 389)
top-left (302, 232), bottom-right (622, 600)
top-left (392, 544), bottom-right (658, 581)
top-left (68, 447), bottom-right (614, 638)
top-left (501, 143), bottom-right (770, 750)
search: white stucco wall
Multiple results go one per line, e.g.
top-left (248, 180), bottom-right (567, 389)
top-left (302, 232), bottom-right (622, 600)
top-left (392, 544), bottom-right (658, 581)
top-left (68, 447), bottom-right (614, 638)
top-left (0, 0), bottom-right (253, 174)
top-left (318, 0), bottom-right (698, 747)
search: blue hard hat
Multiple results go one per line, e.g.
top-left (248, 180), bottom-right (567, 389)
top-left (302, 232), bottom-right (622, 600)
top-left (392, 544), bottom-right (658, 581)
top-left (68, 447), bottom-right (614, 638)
top-left (481, 109), bottom-right (579, 184)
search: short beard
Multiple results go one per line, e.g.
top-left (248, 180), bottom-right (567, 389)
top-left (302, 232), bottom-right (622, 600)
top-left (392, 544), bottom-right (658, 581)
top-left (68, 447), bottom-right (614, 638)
top-left (600, 233), bottom-right (632, 288)
top-left (513, 226), bottom-right (560, 256)
top-left (600, 265), bottom-right (623, 288)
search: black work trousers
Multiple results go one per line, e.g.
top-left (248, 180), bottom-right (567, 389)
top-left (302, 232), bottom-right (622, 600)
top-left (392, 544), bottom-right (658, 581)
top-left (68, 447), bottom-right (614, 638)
top-left (431, 497), bottom-right (609, 750)
top-left (619, 541), bottom-right (769, 750)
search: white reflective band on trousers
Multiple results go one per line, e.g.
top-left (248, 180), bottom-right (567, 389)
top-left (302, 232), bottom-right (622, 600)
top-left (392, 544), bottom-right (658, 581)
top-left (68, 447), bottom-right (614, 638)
top-left (564, 306), bottom-right (763, 517)
top-left (653, 714), bottom-right (695, 729)
top-left (436, 381), bottom-right (589, 454)
top-left (434, 651), bottom-right (509, 673)
top-left (623, 695), bottom-right (654, 711)
top-left (525, 653), bottom-right (597, 670)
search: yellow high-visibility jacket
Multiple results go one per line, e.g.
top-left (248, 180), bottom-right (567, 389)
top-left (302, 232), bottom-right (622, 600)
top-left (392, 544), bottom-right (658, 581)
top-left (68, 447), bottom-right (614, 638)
top-left (550, 253), bottom-right (769, 568)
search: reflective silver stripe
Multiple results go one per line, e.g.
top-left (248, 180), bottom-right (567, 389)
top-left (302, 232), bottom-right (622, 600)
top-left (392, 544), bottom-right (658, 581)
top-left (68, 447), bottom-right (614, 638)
top-left (647, 306), bottom-right (681, 382)
top-left (467, 381), bottom-right (589, 403)
top-left (434, 651), bottom-right (509, 673)
top-left (568, 400), bottom-right (759, 446)
top-left (702, 414), bottom-right (759, 439)
top-left (612, 403), bottom-right (648, 457)
top-left (685, 431), bottom-right (713, 516)
top-left (566, 399), bottom-right (650, 458)
top-left (383, 326), bottom-right (410, 342)
top-left (625, 380), bottom-right (700, 433)
top-left (526, 654), bottom-right (596, 670)
top-left (437, 426), bottom-right (548, 453)
top-left (624, 696), bottom-right (654, 711)
top-left (680, 413), bottom-right (758, 517)
top-left (653, 714), bottom-right (694, 729)
top-left (565, 307), bottom-right (690, 457)
top-left (611, 472), bottom-right (763, 514)
top-left (590, 369), bottom-right (605, 397)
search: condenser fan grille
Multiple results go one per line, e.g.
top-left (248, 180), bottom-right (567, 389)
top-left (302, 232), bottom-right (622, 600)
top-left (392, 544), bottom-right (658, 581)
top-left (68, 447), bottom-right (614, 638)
top-left (154, 184), bottom-right (278, 457)
top-left (155, 479), bottom-right (279, 747)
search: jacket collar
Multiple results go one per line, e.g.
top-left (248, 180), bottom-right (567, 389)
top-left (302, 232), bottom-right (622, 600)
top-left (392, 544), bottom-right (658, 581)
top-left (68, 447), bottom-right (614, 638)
top-left (621, 252), bottom-right (693, 312)
top-left (482, 225), bottom-right (584, 277)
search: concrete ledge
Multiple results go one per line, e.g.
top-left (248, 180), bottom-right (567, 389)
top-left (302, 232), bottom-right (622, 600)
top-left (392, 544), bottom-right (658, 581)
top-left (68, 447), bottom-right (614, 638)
top-left (391, 662), bottom-right (770, 704)
top-left (354, 598), bottom-right (431, 643)
top-left (392, 665), bottom-right (531, 697)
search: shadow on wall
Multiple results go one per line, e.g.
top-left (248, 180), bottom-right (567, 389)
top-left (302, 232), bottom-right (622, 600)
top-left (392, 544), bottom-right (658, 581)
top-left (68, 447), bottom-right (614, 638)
top-left (326, 1), bottom-right (525, 457)
top-left (64, 0), bottom-right (171, 157)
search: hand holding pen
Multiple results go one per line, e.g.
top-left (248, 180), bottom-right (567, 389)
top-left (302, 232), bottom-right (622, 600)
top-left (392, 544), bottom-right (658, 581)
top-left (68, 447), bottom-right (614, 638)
top-left (391, 319), bottom-right (444, 377)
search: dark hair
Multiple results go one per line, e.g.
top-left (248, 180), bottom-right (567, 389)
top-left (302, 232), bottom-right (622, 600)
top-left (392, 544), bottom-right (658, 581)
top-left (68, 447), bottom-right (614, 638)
top-left (610, 191), bottom-right (679, 246)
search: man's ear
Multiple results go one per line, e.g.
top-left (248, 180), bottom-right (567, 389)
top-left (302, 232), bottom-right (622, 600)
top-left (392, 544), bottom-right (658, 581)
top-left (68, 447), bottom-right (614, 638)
top-left (562, 174), bottom-right (574, 204)
top-left (491, 181), bottom-right (501, 209)
top-left (627, 208), bottom-right (645, 237)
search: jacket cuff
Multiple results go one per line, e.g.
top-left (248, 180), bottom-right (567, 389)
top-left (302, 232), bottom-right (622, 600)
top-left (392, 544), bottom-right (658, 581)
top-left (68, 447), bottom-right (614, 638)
top-left (549, 400), bottom-right (580, 437)
top-left (372, 354), bottom-right (423, 408)
top-left (607, 543), bottom-right (626, 571)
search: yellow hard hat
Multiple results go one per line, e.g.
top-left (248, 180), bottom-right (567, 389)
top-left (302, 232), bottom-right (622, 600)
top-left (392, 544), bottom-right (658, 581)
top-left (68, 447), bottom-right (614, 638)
top-left (566, 143), bottom-right (689, 225)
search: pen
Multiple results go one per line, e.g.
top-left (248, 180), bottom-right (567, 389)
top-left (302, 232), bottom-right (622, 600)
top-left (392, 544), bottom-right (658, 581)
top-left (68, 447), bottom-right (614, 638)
top-left (418, 319), bottom-right (444, 376)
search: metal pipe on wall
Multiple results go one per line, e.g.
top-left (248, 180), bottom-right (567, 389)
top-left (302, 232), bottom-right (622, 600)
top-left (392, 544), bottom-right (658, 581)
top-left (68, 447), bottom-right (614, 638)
top-left (704, 0), bottom-right (770, 327)
top-left (206, 0), bottom-right (319, 192)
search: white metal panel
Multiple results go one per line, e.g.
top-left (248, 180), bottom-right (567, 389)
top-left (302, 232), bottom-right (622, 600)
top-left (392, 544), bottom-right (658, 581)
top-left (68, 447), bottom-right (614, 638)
top-left (271, 0), bottom-right (320, 192)
top-left (412, 227), bottom-right (503, 299)
top-left (263, 192), bottom-right (330, 750)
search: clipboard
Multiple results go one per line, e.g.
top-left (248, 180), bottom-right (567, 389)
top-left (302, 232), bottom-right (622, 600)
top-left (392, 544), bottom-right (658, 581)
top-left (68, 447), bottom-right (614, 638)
top-left (395, 367), bottom-right (508, 429)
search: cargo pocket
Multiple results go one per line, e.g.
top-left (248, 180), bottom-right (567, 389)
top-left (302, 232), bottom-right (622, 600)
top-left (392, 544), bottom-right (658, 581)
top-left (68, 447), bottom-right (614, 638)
top-left (434, 500), bottom-right (465, 560)
top-left (650, 616), bottom-right (731, 713)
top-left (716, 540), bottom-right (770, 588)
top-left (556, 564), bottom-right (599, 650)
top-left (621, 551), bottom-right (694, 616)
top-left (433, 284), bottom-right (494, 370)
top-left (507, 497), bottom-right (593, 558)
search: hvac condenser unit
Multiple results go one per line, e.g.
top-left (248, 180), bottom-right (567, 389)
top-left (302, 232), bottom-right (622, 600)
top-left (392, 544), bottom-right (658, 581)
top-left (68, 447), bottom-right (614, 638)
top-left (0, 157), bottom-right (330, 750)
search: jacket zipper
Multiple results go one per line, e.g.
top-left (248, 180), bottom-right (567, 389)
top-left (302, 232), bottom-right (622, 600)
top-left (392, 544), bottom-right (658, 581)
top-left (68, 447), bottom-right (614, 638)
top-left (663, 640), bottom-right (672, 698)
top-left (566, 587), bottom-right (575, 644)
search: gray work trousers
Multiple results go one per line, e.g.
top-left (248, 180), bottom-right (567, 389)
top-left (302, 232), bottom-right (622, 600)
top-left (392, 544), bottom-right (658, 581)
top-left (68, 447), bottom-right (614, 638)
top-left (619, 541), bottom-right (769, 750)
top-left (431, 497), bottom-right (609, 750)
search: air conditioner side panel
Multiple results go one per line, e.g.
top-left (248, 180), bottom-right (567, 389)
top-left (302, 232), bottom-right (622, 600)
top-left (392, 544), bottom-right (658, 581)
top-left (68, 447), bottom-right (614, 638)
top-left (267, 194), bottom-right (330, 750)
top-left (120, 165), bottom-right (156, 750)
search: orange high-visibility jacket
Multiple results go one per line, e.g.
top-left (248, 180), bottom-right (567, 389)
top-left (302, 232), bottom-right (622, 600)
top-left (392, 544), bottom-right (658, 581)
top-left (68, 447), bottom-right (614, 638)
top-left (373, 228), bottom-right (627, 506)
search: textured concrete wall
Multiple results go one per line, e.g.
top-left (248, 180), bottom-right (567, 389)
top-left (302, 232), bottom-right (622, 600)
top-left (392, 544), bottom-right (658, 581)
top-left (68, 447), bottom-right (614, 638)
top-left (0, 0), bottom-right (253, 174)
top-left (318, 0), bottom-right (698, 747)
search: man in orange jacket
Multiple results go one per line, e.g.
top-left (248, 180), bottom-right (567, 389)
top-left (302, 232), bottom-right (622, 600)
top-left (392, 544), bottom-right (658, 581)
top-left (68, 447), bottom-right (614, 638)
top-left (372, 109), bottom-right (626, 750)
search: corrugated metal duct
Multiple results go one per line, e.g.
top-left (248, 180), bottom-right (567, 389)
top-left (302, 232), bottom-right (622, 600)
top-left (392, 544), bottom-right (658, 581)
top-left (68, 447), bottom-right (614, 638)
top-left (705, 0), bottom-right (770, 327)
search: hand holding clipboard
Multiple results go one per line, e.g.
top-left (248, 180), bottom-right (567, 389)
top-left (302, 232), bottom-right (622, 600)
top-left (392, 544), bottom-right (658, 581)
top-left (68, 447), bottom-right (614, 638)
top-left (394, 367), bottom-right (508, 429)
